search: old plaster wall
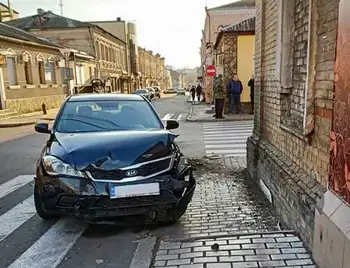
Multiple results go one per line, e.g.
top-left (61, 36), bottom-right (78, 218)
top-left (0, 40), bottom-right (67, 114)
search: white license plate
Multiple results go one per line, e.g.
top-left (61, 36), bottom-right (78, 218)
top-left (109, 183), bottom-right (160, 199)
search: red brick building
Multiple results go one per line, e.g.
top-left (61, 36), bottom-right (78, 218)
top-left (247, 0), bottom-right (350, 266)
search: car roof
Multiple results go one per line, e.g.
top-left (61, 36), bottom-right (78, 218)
top-left (67, 93), bottom-right (144, 102)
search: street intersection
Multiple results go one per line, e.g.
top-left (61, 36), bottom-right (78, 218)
top-left (0, 95), bottom-right (314, 268)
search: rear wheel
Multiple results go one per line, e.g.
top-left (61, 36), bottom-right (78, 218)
top-left (34, 184), bottom-right (60, 220)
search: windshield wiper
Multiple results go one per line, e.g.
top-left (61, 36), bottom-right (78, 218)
top-left (68, 114), bottom-right (122, 128)
top-left (59, 118), bottom-right (109, 130)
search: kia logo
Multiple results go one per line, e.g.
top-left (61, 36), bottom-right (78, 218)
top-left (125, 170), bottom-right (138, 177)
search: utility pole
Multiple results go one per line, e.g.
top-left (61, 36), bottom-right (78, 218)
top-left (59, 0), bottom-right (63, 16)
top-left (7, 0), bottom-right (13, 18)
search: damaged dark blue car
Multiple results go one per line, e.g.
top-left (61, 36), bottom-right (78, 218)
top-left (34, 94), bottom-right (195, 224)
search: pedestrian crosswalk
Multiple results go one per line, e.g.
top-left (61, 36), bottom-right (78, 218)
top-left (0, 175), bottom-right (99, 268)
top-left (202, 121), bottom-right (254, 157)
top-left (161, 113), bottom-right (187, 121)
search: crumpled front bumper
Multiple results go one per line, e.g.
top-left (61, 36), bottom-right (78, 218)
top-left (35, 167), bottom-right (195, 223)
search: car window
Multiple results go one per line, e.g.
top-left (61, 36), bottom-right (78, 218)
top-left (55, 100), bottom-right (163, 133)
top-left (134, 89), bottom-right (147, 94)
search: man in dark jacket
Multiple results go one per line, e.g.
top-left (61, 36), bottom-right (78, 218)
top-left (190, 86), bottom-right (196, 102)
top-left (248, 74), bottom-right (254, 114)
top-left (227, 74), bottom-right (243, 114)
top-left (196, 83), bottom-right (202, 102)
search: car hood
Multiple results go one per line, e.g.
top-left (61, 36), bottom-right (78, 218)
top-left (47, 130), bottom-right (177, 170)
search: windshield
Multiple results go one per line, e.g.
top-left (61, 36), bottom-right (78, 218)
top-left (55, 100), bottom-right (163, 133)
top-left (134, 89), bottom-right (147, 94)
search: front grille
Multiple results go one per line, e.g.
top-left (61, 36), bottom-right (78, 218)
top-left (87, 157), bottom-right (172, 181)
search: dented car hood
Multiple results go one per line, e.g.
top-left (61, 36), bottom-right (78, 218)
top-left (47, 130), bottom-right (177, 170)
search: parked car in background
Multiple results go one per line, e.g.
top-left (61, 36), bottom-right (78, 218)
top-left (152, 86), bottom-right (161, 98)
top-left (133, 89), bottom-right (152, 101)
top-left (147, 88), bottom-right (156, 100)
top-left (164, 88), bottom-right (177, 94)
top-left (176, 88), bottom-right (186, 95)
top-left (33, 94), bottom-right (196, 224)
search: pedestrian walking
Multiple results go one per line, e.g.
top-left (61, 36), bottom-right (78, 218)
top-left (196, 83), bottom-right (202, 102)
top-left (226, 74), bottom-right (243, 114)
top-left (190, 86), bottom-right (196, 102)
top-left (248, 74), bottom-right (254, 114)
top-left (213, 74), bottom-right (225, 119)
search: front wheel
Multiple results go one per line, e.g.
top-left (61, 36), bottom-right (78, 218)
top-left (34, 184), bottom-right (60, 220)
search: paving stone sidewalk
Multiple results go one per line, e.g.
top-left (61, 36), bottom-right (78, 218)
top-left (150, 157), bottom-right (316, 267)
top-left (186, 105), bottom-right (254, 122)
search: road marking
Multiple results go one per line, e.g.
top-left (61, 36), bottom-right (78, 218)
top-left (176, 113), bottom-right (187, 121)
top-left (0, 195), bottom-right (36, 242)
top-left (161, 114), bottom-right (173, 120)
top-left (0, 175), bottom-right (34, 199)
top-left (205, 144), bottom-right (246, 149)
top-left (8, 218), bottom-right (88, 268)
top-left (203, 121), bottom-right (253, 157)
top-left (203, 129), bottom-right (253, 134)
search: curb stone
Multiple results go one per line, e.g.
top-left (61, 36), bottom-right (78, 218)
top-left (0, 117), bottom-right (55, 128)
top-left (185, 117), bottom-right (252, 122)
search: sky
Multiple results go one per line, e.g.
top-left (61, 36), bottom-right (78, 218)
top-left (3, 0), bottom-right (235, 69)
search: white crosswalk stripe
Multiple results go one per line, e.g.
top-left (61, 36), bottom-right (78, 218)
top-left (161, 113), bottom-right (187, 121)
top-left (0, 175), bottom-right (88, 267)
top-left (203, 121), bottom-right (254, 157)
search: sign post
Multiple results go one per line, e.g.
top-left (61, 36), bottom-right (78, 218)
top-left (206, 65), bottom-right (216, 77)
top-left (206, 65), bottom-right (216, 104)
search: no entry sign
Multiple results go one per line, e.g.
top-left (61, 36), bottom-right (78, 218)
top-left (206, 65), bottom-right (216, 76)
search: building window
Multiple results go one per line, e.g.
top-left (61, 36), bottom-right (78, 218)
top-left (6, 56), bottom-right (17, 86)
top-left (38, 61), bottom-right (45, 84)
top-left (75, 65), bottom-right (85, 85)
top-left (24, 61), bottom-right (33, 84)
top-left (44, 59), bottom-right (56, 84)
top-left (95, 41), bottom-right (100, 59)
top-left (101, 45), bottom-right (105, 61)
top-left (105, 46), bottom-right (109, 61)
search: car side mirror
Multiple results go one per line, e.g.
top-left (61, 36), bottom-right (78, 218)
top-left (166, 119), bottom-right (179, 130)
top-left (34, 122), bottom-right (51, 134)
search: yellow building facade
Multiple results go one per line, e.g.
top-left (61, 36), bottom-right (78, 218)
top-left (214, 17), bottom-right (255, 112)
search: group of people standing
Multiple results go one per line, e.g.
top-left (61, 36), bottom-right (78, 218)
top-left (212, 74), bottom-right (254, 119)
top-left (190, 84), bottom-right (203, 102)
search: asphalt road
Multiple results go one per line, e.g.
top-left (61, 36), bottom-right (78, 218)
top-left (0, 94), bottom-right (205, 268)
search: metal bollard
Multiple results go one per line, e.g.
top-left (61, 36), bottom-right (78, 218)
top-left (42, 103), bottom-right (47, 115)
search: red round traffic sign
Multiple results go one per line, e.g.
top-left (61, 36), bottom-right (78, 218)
top-left (206, 65), bottom-right (216, 76)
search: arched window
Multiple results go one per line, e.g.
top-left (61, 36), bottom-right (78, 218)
top-left (22, 51), bottom-right (33, 85)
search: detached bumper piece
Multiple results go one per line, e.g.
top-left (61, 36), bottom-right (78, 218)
top-left (35, 169), bottom-right (196, 224)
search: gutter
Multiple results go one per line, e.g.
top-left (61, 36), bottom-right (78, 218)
top-left (0, 35), bottom-right (62, 50)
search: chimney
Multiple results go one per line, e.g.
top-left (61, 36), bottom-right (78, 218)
top-left (116, 17), bottom-right (121, 22)
top-left (37, 8), bottom-right (45, 15)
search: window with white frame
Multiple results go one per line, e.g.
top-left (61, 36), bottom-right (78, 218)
top-left (6, 56), bottom-right (17, 86)
top-left (75, 65), bottom-right (85, 85)
top-left (23, 52), bottom-right (33, 85)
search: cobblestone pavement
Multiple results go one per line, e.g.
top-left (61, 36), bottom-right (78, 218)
top-left (150, 157), bottom-right (316, 267)
top-left (154, 232), bottom-right (315, 267)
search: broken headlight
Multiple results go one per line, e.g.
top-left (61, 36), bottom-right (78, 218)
top-left (42, 156), bottom-right (86, 178)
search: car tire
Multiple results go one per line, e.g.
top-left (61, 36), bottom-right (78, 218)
top-left (34, 183), bottom-right (60, 220)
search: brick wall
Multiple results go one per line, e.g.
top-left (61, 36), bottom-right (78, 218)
top-left (247, 0), bottom-right (339, 250)
top-left (290, 0), bottom-right (309, 122)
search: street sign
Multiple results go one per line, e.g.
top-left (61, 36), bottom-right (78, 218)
top-left (206, 65), bottom-right (216, 77)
